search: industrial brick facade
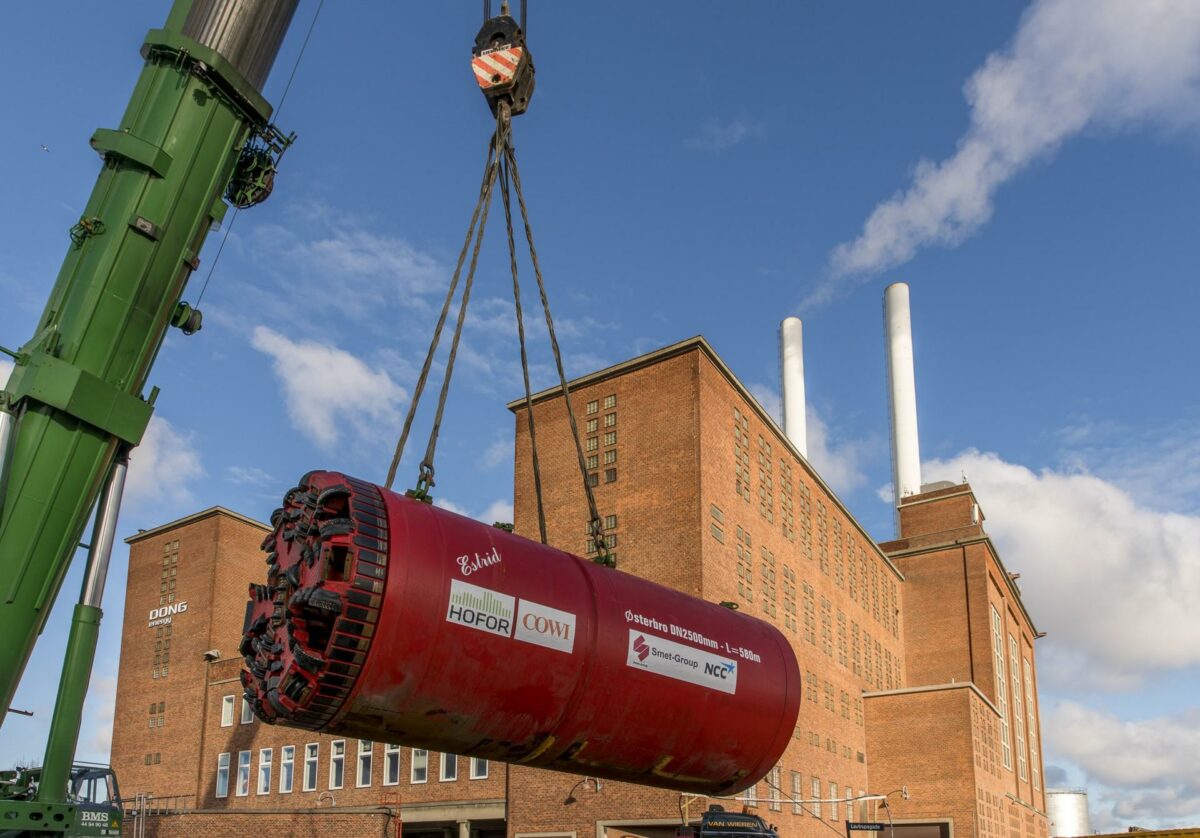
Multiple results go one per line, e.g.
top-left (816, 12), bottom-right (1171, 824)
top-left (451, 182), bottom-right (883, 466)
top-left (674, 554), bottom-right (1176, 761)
top-left (110, 336), bottom-right (1047, 838)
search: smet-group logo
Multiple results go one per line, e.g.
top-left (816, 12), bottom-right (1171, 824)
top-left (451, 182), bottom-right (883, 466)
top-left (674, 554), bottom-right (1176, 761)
top-left (446, 579), bottom-right (576, 654)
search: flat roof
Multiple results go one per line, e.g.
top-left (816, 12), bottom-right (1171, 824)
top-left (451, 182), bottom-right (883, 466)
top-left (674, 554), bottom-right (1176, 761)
top-left (506, 335), bottom-right (904, 581)
top-left (124, 506), bottom-right (270, 545)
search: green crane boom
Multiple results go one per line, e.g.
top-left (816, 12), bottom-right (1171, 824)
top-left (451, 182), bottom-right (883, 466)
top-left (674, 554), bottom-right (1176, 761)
top-left (0, 2), bottom-right (296, 833)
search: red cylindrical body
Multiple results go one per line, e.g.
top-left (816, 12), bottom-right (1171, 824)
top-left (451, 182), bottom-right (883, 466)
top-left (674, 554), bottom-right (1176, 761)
top-left (241, 471), bottom-right (801, 795)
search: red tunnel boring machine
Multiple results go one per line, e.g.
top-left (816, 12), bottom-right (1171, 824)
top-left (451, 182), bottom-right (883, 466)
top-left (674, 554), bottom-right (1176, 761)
top-left (241, 471), bottom-right (801, 794)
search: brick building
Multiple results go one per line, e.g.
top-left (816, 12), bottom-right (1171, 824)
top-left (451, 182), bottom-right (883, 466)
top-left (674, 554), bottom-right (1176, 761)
top-left (109, 336), bottom-right (1048, 838)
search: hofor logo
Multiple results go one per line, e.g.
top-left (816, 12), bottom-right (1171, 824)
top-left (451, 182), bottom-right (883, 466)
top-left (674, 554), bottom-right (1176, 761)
top-left (446, 579), bottom-right (515, 638)
top-left (633, 634), bottom-right (651, 661)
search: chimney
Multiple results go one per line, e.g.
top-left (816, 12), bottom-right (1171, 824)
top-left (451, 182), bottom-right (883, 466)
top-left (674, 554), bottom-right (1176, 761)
top-left (779, 317), bottom-right (807, 457)
top-left (884, 283), bottom-right (921, 532)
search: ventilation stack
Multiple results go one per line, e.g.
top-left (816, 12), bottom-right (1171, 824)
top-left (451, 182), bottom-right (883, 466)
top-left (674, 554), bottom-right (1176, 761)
top-left (779, 317), bottom-right (807, 458)
top-left (884, 283), bottom-right (921, 534)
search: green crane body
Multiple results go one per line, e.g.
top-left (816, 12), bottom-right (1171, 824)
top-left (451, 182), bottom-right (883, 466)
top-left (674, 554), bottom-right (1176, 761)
top-left (0, 2), bottom-right (295, 833)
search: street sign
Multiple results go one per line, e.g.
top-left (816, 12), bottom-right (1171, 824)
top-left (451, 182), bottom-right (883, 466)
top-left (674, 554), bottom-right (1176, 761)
top-left (846, 824), bottom-right (884, 832)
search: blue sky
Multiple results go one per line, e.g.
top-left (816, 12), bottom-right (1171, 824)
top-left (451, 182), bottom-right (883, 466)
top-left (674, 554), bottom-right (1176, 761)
top-left (3, 1), bottom-right (1199, 828)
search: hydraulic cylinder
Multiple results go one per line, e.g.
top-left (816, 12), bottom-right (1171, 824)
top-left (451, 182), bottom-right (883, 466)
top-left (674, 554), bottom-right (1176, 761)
top-left (0, 0), bottom-right (296, 730)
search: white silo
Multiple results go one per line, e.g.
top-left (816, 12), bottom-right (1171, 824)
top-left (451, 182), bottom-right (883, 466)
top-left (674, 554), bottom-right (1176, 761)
top-left (1046, 788), bottom-right (1091, 837)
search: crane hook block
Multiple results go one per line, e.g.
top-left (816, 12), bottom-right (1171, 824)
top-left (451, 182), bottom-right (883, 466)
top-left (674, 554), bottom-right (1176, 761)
top-left (472, 13), bottom-right (535, 117)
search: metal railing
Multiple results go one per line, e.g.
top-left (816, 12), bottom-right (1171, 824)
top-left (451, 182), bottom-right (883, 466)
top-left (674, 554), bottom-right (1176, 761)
top-left (121, 792), bottom-right (197, 837)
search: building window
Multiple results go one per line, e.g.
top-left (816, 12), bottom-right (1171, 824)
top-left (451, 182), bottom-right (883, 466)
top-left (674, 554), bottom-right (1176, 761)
top-left (587, 473), bottom-right (599, 487)
top-left (810, 777), bottom-right (821, 818)
top-left (586, 436), bottom-right (598, 452)
top-left (236, 751), bottom-right (251, 797)
top-left (604, 468), bottom-right (617, 483)
top-left (411, 749), bottom-right (428, 783)
top-left (746, 782), bottom-right (758, 808)
top-left (240, 697), bottom-right (254, 725)
top-left (257, 749), bottom-right (272, 795)
top-left (586, 454), bottom-right (598, 469)
top-left (603, 431), bottom-right (617, 446)
top-left (1025, 657), bottom-right (1041, 791)
top-left (586, 400), bottom-right (598, 414)
top-left (586, 418), bottom-right (598, 433)
top-left (470, 757), bottom-right (489, 779)
top-left (791, 771), bottom-right (802, 815)
top-left (603, 394), bottom-right (616, 409)
top-left (829, 781), bottom-right (838, 820)
top-left (440, 753), bottom-right (458, 781)
top-left (220, 695), bottom-right (235, 727)
top-left (303, 744), bottom-right (319, 792)
top-left (280, 746), bottom-right (295, 794)
top-left (603, 412), bottom-right (616, 428)
top-left (357, 740), bottom-right (373, 787)
top-left (992, 606), bottom-right (1013, 770)
top-left (329, 740), bottom-right (345, 789)
top-left (603, 449), bottom-right (616, 465)
top-left (604, 514), bottom-right (618, 529)
top-left (768, 767), bottom-right (781, 811)
top-left (1010, 635), bottom-right (1028, 781)
top-left (384, 744), bottom-right (401, 786)
top-left (216, 753), bottom-right (230, 799)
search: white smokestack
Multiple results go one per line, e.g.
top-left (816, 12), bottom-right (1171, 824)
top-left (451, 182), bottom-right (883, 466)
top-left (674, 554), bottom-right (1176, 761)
top-left (884, 283), bottom-right (921, 526)
top-left (780, 317), bottom-right (807, 457)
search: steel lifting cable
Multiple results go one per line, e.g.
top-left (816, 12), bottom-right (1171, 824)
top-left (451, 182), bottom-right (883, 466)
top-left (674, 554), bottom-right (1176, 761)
top-left (497, 140), bottom-right (548, 545)
top-left (500, 138), bottom-right (610, 564)
top-left (383, 102), bottom-right (611, 565)
top-left (383, 126), bottom-right (502, 492)
top-left (416, 111), bottom-right (508, 494)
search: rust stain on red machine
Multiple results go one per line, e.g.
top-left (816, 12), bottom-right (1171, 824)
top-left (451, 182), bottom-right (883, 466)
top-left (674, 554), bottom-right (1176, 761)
top-left (241, 471), bottom-right (801, 794)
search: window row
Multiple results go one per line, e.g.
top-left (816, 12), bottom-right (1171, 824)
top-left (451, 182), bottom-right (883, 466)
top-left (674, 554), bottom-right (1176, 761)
top-left (746, 767), bottom-right (868, 822)
top-left (220, 695), bottom-right (256, 727)
top-left (215, 744), bottom-right (489, 798)
top-left (584, 394), bottom-right (617, 414)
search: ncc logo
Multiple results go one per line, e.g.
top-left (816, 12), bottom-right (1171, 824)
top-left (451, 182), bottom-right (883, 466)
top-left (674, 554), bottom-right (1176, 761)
top-left (704, 661), bottom-right (736, 680)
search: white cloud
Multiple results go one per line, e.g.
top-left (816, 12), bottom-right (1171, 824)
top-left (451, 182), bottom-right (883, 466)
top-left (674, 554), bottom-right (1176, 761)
top-left (1048, 701), bottom-right (1200, 825)
top-left (749, 383), bottom-right (783, 424)
top-left (483, 437), bottom-right (513, 469)
top-left (125, 417), bottom-right (204, 509)
top-left (749, 383), bottom-right (873, 496)
top-left (0, 358), bottom-right (11, 388)
top-left (80, 675), bottom-right (117, 762)
top-left (480, 499), bottom-right (514, 525)
top-left (686, 118), bottom-right (765, 152)
top-left (246, 205), bottom-right (446, 324)
top-left (225, 465), bottom-right (276, 487)
top-left (250, 326), bottom-right (407, 451)
top-left (1056, 419), bottom-right (1200, 515)
top-left (822, 0), bottom-right (1200, 291)
top-left (434, 497), bottom-right (470, 516)
top-left (805, 409), bottom-right (873, 496)
top-left (434, 497), bottom-right (513, 526)
top-left (922, 449), bottom-right (1200, 688)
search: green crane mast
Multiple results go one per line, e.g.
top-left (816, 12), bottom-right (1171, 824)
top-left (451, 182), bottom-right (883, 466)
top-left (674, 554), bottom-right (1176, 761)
top-left (0, 2), bottom-right (296, 833)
